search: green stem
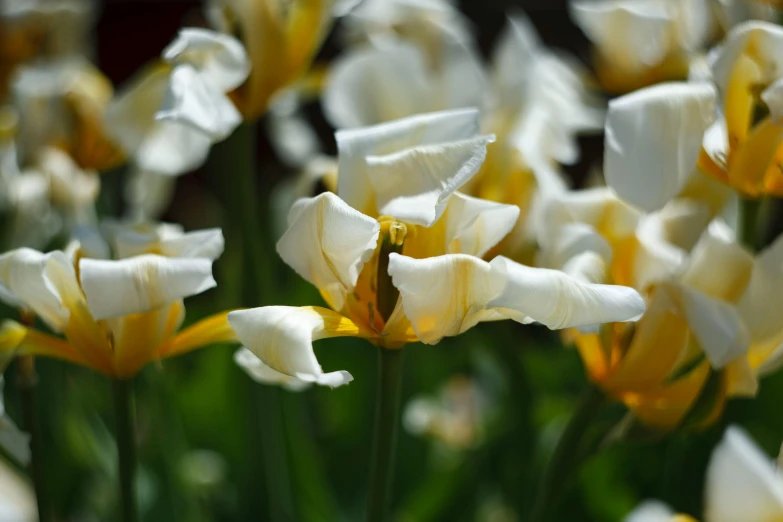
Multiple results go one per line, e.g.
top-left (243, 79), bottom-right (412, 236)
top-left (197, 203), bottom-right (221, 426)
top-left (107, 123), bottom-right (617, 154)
top-left (16, 355), bottom-right (51, 522)
top-left (739, 197), bottom-right (762, 252)
top-left (529, 384), bottom-right (605, 522)
top-left (113, 378), bottom-right (138, 522)
top-left (366, 347), bottom-right (405, 522)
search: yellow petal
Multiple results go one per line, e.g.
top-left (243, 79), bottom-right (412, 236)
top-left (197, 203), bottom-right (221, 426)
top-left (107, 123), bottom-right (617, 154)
top-left (0, 321), bottom-right (88, 367)
top-left (728, 117), bottom-right (783, 196)
top-left (159, 309), bottom-right (235, 359)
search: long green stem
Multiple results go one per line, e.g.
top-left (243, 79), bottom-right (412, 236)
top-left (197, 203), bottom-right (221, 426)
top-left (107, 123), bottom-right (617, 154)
top-left (529, 384), bottom-right (605, 522)
top-left (366, 347), bottom-right (405, 522)
top-left (113, 378), bottom-right (138, 522)
top-left (16, 355), bottom-right (51, 522)
top-left (739, 197), bottom-right (762, 252)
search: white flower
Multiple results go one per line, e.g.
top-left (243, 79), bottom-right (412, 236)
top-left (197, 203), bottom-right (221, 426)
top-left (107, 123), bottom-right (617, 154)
top-left (228, 109), bottom-right (645, 387)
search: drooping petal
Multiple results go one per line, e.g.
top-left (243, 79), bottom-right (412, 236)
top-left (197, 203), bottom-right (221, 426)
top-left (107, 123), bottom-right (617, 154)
top-left (228, 306), bottom-right (361, 387)
top-left (0, 248), bottom-right (69, 331)
top-left (79, 255), bottom-right (216, 320)
top-left (705, 426), bottom-right (783, 522)
top-left (234, 348), bottom-right (311, 391)
top-left (156, 64), bottom-right (242, 141)
top-left (277, 192), bottom-right (380, 310)
top-left (136, 120), bottom-right (212, 176)
top-left (604, 82), bottom-right (717, 212)
top-left (365, 134), bottom-right (495, 226)
top-left (388, 253), bottom-right (645, 344)
top-left (322, 41), bottom-right (432, 129)
top-left (336, 108), bottom-right (482, 216)
top-left (659, 283), bottom-right (748, 369)
top-left (162, 27), bottom-right (250, 92)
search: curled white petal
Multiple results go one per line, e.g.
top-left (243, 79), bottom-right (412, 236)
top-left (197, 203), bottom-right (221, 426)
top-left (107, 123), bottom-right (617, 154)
top-left (228, 307), bottom-right (355, 388)
top-left (388, 253), bottom-right (645, 344)
top-left (234, 348), bottom-right (312, 391)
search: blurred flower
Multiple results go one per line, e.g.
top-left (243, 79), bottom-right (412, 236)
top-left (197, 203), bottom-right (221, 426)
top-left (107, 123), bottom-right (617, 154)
top-left (623, 501), bottom-right (694, 522)
top-left (0, 0), bottom-right (95, 102)
top-left (179, 449), bottom-right (227, 490)
top-left (625, 426), bottom-right (783, 521)
top-left (697, 21), bottom-right (783, 198)
top-left (0, 454), bottom-right (37, 522)
top-left (715, 0), bottom-right (782, 30)
top-left (569, 0), bottom-right (716, 93)
top-left (0, 224), bottom-right (235, 378)
top-left (206, 0), bottom-right (345, 120)
top-left (229, 109), bottom-right (645, 387)
top-left (105, 28), bottom-right (248, 178)
top-left (403, 375), bottom-right (489, 450)
top-left (11, 57), bottom-right (124, 172)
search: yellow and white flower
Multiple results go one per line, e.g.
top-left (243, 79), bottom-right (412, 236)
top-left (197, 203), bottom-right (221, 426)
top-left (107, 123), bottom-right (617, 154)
top-left (206, 0), bottom-right (345, 120)
top-left (697, 21), bottom-right (783, 198)
top-left (569, 0), bottom-right (716, 93)
top-left (228, 109), bottom-right (645, 387)
top-left (0, 224), bottom-right (237, 378)
top-left (11, 57), bottom-right (124, 172)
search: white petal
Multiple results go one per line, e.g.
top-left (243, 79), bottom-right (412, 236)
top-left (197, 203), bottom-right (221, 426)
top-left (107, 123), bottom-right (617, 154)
top-left (159, 229), bottom-right (225, 261)
top-left (336, 108), bottom-right (482, 216)
top-left (323, 41), bottom-right (432, 129)
top-left (441, 192), bottom-right (519, 258)
top-left (538, 222), bottom-right (613, 272)
top-left (680, 220), bottom-right (753, 301)
top-left (365, 134), bottom-right (495, 226)
top-left (738, 234), bottom-right (783, 344)
top-left (234, 347), bottom-right (312, 391)
top-left (661, 283), bottom-right (748, 369)
top-left (125, 169), bottom-right (177, 220)
top-left (705, 426), bottom-right (783, 522)
top-left (156, 64), bottom-right (242, 141)
top-left (491, 14), bottom-right (540, 112)
top-left (79, 254), bottom-right (216, 320)
top-left (228, 307), bottom-right (355, 388)
top-left (162, 27), bottom-right (249, 92)
top-left (623, 501), bottom-right (675, 522)
top-left (388, 253), bottom-right (645, 344)
top-left (111, 225), bottom-right (224, 261)
top-left (604, 82), bottom-right (717, 212)
top-left (562, 251), bottom-right (608, 285)
top-left (136, 120), bottom-right (212, 176)
top-left (711, 21), bottom-right (783, 95)
top-left (0, 248), bottom-right (70, 331)
top-left (569, 0), bottom-right (673, 72)
top-left (277, 192), bottom-right (380, 309)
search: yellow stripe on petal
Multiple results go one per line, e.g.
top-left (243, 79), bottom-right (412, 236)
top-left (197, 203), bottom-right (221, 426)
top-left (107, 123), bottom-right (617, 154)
top-left (158, 310), bottom-right (237, 360)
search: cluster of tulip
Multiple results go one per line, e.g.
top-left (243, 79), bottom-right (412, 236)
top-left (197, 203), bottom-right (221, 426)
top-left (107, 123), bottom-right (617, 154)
top-left (2, 0), bottom-right (783, 521)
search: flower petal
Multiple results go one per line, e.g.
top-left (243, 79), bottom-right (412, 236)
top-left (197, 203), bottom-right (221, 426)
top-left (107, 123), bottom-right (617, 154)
top-left (0, 248), bottom-right (69, 331)
top-left (79, 255), bottom-right (216, 320)
top-left (365, 134), bottom-right (495, 226)
top-left (705, 426), bottom-right (783, 522)
top-left (440, 192), bottom-right (520, 258)
top-left (322, 41), bottom-right (432, 129)
top-left (162, 28), bottom-right (250, 92)
top-left (738, 233), bottom-right (783, 345)
top-left (604, 82), bottom-right (717, 212)
top-left (277, 192), bottom-right (380, 310)
top-left (660, 283), bottom-right (748, 369)
top-left (156, 64), bottom-right (242, 141)
top-left (623, 501), bottom-right (676, 522)
top-left (336, 108), bottom-right (482, 216)
top-left (388, 253), bottom-right (645, 344)
top-left (228, 306), bottom-right (360, 387)
top-left (234, 347), bottom-right (311, 391)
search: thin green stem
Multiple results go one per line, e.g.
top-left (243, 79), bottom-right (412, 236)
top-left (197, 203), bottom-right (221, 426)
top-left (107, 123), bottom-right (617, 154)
top-left (366, 347), bottom-right (405, 522)
top-left (16, 355), bottom-right (51, 522)
top-left (739, 197), bottom-right (762, 252)
top-left (113, 378), bottom-right (138, 522)
top-left (529, 384), bottom-right (605, 522)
